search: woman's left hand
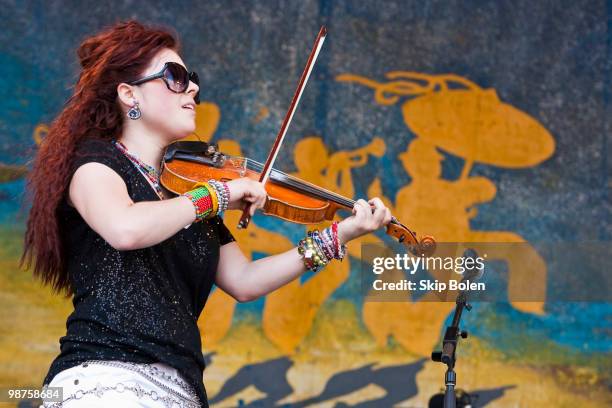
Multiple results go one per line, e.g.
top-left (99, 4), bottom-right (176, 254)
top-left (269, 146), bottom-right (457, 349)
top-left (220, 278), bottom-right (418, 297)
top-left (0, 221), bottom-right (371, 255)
top-left (336, 197), bottom-right (392, 244)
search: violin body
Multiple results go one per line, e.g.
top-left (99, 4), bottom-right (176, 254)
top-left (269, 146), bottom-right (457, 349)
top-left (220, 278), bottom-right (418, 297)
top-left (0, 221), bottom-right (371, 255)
top-left (160, 141), bottom-right (436, 255)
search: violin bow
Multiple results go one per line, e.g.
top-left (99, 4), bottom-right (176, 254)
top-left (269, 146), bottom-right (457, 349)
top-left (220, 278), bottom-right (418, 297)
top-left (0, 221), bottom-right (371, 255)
top-left (237, 26), bottom-right (327, 229)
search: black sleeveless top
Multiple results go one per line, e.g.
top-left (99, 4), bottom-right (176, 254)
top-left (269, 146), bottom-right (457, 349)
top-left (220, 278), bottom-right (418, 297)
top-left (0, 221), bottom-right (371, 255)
top-left (42, 138), bottom-right (235, 407)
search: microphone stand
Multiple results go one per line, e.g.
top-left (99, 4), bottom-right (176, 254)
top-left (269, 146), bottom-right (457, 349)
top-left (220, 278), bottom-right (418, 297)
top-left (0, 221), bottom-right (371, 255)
top-left (431, 290), bottom-right (470, 408)
top-left (431, 251), bottom-right (481, 408)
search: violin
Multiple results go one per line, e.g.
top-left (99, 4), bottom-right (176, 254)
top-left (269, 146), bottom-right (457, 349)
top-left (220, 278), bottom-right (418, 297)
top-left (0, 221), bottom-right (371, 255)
top-left (160, 25), bottom-right (435, 255)
top-left (159, 141), bottom-right (435, 255)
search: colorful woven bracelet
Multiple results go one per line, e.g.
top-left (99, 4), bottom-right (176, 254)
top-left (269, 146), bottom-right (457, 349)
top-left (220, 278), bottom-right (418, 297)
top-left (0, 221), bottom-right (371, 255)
top-left (313, 230), bottom-right (332, 265)
top-left (319, 222), bottom-right (347, 260)
top-left (319, 228), bottom-right (336, 260)
top-left (183, 185), bottom-right (214, 221)
top-left (206, 181), bottom-right (222, 216)
top-left (313, 230), bottom-right (334, 261)
top-left (330, 221), bottom-right (347, 259)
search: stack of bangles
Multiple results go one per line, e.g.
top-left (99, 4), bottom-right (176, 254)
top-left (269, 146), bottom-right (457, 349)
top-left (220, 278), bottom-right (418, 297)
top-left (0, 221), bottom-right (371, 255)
top-left (182, 179), bottom-right (230, 222)
top-left (298, 221), bottom-right (347, 272)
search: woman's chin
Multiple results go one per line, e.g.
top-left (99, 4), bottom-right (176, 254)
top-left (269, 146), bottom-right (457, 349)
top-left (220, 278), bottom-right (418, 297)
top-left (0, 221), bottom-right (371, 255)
top-left (175, 123), bottom-right (197, 139)
top-left (185, 119), bottom-right (196, 134)
top-left (166, 130), bottom-right (195, 144)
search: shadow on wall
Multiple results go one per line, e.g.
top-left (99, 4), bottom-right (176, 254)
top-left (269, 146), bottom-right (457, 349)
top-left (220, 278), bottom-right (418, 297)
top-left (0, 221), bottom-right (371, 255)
top-left (208, 356), bottom-right (514, 407)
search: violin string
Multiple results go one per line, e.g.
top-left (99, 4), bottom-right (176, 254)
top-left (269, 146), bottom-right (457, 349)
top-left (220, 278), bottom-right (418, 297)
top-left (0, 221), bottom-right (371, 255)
top-left (247, 159), bottom-right (352, 207)
top-left (243, 158), bottom-right (356, 208)
top-left (258, 161), bottom-right (403, 227)
top-left (253, 161), bottom-right (403, 227)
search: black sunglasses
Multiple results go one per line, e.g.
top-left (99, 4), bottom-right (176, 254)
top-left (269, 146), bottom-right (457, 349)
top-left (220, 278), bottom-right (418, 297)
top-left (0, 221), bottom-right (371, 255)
top-left (128, 62), bottom-right (200, 104)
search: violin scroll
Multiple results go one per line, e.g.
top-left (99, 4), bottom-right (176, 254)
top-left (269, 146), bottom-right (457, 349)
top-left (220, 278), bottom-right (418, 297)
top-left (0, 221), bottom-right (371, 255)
top-left (386, 218), bottom-right (436, 257)
top-left (416, 235), bottom-right (437, 257)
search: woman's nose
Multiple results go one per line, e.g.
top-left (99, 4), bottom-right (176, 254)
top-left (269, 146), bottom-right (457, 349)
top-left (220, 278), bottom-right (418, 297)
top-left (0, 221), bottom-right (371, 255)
top-left (187, 81), bottom-right (200, 103)
top-left (187, 80), bottom-right (199, 95)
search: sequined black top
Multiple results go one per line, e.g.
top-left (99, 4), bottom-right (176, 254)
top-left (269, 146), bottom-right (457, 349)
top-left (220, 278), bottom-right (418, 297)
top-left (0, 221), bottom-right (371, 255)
top-left (42, 138), bottom-right (235, 407)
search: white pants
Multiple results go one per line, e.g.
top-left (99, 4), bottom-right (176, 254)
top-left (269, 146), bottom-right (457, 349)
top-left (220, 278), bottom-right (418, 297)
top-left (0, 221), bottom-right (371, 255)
top-left (40, 360), bottom-right (201, 407)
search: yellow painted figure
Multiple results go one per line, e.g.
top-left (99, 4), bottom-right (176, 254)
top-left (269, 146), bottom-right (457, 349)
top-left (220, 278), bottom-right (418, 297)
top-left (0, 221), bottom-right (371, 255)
top-left (339, 72), bottom-right (554, 356)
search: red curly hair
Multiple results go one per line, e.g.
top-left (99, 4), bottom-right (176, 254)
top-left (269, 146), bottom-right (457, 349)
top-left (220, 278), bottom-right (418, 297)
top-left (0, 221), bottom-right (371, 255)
top-left (21, 20), bottom-right (179, 296)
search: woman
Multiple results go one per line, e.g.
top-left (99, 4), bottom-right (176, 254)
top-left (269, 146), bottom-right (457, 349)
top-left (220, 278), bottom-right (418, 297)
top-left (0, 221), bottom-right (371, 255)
top-left (23, 20), bottom-right (392, 407)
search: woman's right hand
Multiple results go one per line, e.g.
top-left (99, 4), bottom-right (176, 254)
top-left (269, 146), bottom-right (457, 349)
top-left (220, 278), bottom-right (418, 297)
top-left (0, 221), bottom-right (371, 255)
top-left (225, 178), bottom-right (268, 216)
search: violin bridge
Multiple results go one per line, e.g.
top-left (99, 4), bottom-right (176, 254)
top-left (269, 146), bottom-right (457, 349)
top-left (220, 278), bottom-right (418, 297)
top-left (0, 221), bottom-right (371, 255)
top-left (239, 158), bottom-right (247, 177)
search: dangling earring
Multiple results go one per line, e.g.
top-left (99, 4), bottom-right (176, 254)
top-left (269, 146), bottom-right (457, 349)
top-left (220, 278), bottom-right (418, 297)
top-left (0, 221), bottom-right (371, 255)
top-left (127, 100), bottom-right (141, 120)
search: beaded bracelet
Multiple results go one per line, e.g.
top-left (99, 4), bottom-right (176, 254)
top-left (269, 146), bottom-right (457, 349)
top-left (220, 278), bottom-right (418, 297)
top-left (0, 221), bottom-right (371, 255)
top-left (298, 231), bottom-right (330, 272)
top-left (314, 229), bottom-right (334, 261)
top-left (297, 222), bottom-right (348, 272)
top-left (208, 179), bottom-right (229, 213)
top-left (183, 184), bottom-right (214, 221)
top-left (183, 179), bottom-right (231, 223)
top-left (320, 222), bottom-right (346, 260)
top-left (222, 181), bottom-right (231, 203)
top-left (310, 232), bottom-right (329, 263)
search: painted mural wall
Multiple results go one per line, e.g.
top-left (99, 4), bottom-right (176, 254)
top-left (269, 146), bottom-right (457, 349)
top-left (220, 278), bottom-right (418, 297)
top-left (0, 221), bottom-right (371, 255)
top-left (0, 1), bottom-right (610, 406)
